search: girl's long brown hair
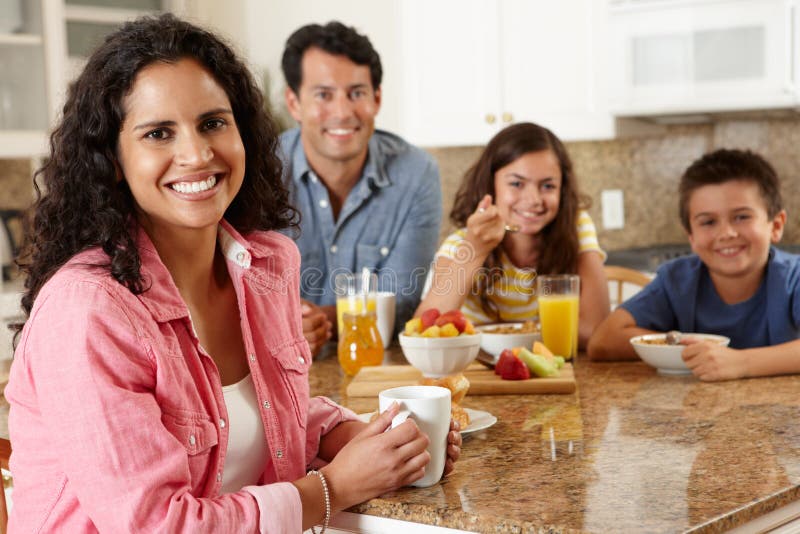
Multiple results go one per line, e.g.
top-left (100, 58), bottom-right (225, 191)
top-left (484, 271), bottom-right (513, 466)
top-left (450, 122), bottom-right (588, 320)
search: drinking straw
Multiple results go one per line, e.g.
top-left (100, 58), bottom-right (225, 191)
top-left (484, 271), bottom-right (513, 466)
top-left (361, 267), bottom-right (370, 315)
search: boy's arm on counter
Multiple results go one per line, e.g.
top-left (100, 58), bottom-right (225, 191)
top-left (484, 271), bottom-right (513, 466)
top-left (587, 307), bottom-right (657, 361)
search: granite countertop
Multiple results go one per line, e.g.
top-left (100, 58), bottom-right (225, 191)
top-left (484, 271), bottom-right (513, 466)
top-left (310, 347), bottom-right (800, 533)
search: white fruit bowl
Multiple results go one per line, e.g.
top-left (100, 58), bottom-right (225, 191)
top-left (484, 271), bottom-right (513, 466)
top-left (630, 333), bottom-right (730, 375)
top-left (398, 333), bottom-right (482, 378)
top-left (474, 323), bottom-right (541, 362)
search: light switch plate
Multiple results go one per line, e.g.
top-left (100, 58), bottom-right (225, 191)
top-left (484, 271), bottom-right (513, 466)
top-left (601, 189), bottom-right (625, 230)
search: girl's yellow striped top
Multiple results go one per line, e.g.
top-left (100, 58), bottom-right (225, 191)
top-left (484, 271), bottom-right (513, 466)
top-left (432, 210), bottom-right (605, 324)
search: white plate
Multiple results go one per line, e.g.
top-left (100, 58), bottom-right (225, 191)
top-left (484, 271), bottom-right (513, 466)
top-left (357, 408), bottom-right (497, 435)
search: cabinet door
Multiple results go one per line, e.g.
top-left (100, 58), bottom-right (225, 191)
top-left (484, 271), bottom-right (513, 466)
top-left (609, 0), bottom-right (796, 115)
top-left (0, 0), bottom-right (50, 157)
top-left (499, 0), bottom-right (613, 141)
top-left (63, 0), bottom-right (189, 75)
top-left (397, 0), bottom-right (502, 147)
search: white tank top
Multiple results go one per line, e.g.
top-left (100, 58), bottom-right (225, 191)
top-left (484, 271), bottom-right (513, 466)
top-left (220, 374), bottom-right (269, 493)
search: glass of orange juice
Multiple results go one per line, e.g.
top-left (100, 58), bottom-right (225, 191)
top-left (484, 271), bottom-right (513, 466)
top-left (334, 272), bottom-right (377, 334)
top-left (537, 274), bottom-right (580, 360)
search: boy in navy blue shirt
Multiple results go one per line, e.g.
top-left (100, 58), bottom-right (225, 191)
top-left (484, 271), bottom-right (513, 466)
top-left (588, 149), bottom-right (800, 381)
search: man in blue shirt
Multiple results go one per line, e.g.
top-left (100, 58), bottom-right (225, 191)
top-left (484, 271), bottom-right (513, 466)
top-left (279, 22), bottom-right (442, 356)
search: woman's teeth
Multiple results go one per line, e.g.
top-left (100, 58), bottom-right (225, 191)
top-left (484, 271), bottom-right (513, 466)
top-left (170, 175), bottom-right (217, 194)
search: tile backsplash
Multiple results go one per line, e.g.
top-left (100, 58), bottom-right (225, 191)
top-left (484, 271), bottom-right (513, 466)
top-left (0, 158), bottom-right (33, 210)
top-left (427, 116), bottom-right (800, 251)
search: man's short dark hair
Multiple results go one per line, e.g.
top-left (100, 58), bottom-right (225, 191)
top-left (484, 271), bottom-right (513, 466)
top-left (679, 148), bottom-right (783, 232)
top-left (281, 21), bottom-right (382, 93)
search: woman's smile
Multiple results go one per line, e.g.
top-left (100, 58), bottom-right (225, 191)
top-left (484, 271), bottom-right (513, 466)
top-left (117, 58), bottom-right (245, 236)
top-left (166, 173), bottom-right (222, 196)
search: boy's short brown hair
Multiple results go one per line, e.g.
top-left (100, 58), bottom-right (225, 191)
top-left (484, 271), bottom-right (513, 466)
top-left (679, 148), bottom-right (783, 232)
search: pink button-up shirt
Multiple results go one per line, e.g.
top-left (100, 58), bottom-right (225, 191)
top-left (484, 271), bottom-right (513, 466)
top-left (6, 221), bottom-right (357, 533)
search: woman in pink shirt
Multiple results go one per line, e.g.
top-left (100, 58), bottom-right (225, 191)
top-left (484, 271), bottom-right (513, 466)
top-left (6, 14), bottom-right (461, 533)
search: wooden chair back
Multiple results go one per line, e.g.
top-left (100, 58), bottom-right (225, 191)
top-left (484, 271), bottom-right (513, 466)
top-left (604, 265), bottom-right (652, 308)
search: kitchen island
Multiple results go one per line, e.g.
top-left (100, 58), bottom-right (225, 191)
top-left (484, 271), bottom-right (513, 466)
top-left (310, 347), bottom-right (800, 533)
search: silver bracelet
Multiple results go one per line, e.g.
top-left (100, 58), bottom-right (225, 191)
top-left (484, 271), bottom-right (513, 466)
top-left (308, 469), bottom-right (330, 534)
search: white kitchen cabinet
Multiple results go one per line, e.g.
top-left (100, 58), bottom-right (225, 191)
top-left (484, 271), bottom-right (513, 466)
top-left (62, 0), bottom-right (191, 77)
top-left (0, 0), bottom-right (64, 158)
top-left (0, 0), bottom-right (190, 159)
top-left (234, 0), bottom-right (404, 135)
top-left (609, 0), bottom-right (800, 117)
top-left (396, 0), bottom-right (614, 147)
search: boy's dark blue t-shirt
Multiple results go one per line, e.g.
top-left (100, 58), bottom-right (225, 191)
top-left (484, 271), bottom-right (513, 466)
top-left (621, 247), bottom-right (800, 349)
top-left (695, 269), bottom-right (768, 348)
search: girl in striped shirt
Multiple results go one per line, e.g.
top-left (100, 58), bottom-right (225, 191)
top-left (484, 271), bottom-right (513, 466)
top-left (417, 122), bottom-right (609, 348)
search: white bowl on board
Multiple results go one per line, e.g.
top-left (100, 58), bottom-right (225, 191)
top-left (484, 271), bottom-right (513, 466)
top-left (474, 323), bottom-right (541, 362)
top-left (398, 333), bottom-right (482, 377)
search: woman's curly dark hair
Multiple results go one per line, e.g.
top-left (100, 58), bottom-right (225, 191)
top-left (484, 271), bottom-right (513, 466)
top-left (17, 13), bottom-right (296, 331)
top-left (449, 122), bottom-right (589, 320)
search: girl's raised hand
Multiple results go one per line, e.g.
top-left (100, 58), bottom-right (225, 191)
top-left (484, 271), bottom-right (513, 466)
top-left (465, 194), bottom-right (506, 258)
top-left (322, 403), bottom-right (431, 510)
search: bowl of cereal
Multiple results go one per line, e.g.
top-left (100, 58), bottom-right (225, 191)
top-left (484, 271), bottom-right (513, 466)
top-left (474, 321), bottom-right (541, 362)
top-left (630, 333), bottom-right (730, 375)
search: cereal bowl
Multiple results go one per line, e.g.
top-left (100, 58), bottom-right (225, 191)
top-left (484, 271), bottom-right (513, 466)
top-left (630, 333), bottom-right (731, 375)
top-left (398, 333), bottom-right (482, 377)
top-left (474, 323), bottom-right (541, 362)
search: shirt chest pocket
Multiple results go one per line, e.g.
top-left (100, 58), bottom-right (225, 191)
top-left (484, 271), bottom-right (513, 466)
top-left (162, 409), bottom-right (219, 489)
top-left (274, 343), bottom-right (312, 430)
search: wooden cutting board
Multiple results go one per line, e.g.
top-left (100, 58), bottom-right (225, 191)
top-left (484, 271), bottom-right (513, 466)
top-left (346, 362), bottom-right (576, 397)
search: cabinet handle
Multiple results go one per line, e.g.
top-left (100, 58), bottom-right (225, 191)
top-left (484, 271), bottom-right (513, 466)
top-left (485, 113), bottom-right (496, 124)
top-left (502, 112), bottom-right (513, 123)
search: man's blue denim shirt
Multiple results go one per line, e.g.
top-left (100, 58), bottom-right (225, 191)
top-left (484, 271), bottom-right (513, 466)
top-left (278, 127), bottom-right (442, 331)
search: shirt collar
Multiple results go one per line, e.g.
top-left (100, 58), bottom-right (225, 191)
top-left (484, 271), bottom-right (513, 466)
top-left (134, 220), bottom-right (272, 322)
top-left (291, 131), bottom-right (393, 190)
top-left (361, 135), bottom-right (392, 189)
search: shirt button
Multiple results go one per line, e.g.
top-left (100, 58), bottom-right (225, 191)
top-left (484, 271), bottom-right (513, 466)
top-left (380, 246), bottom-right (390, 257)
top-left (310, 174), bottom-right (318, 183)
top-left (298, 356), bottom-right (305, 364)
top-left (263, 400), bottom-right (271, 409)
top-left (249, 353), bottom-right (256, 362)
top-left (189, 434), bottom-right (196, 446)
top-left (319, 199), bottom-right (328, 208)
top-left (330, 245), bottom-right (338, 254)
top-left (236, 251), bottom-right (246, 263)
top-left (217, 472), bottom-right (222, 482)
top-left (219, 418), bottom-right (226, 429)
top-left (276, 449), bottom-right (283, 459)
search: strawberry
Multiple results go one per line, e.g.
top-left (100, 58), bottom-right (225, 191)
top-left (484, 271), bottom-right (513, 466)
top-left (500, 354), bottom-right (531, 381)
top-left (420, 308), bottom-right (441, 329)
top-left (435, 309), bottom-right (467, 332)
top-left (495, 349), bottom-right (517, 376)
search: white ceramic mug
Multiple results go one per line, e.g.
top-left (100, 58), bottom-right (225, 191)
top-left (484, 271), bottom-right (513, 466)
top-left (375, 291), bottom-right (396, 348)
top-left (378, 385), bottom-right (451, 488)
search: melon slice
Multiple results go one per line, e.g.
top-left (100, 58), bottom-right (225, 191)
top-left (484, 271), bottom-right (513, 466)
top-left (532, 340), bottom-right (554, 359)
